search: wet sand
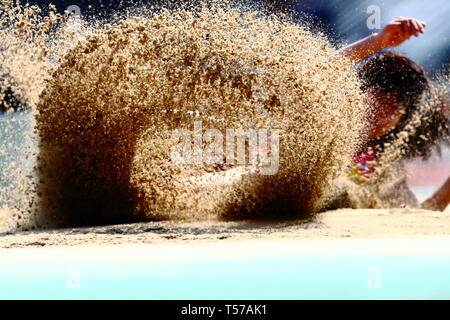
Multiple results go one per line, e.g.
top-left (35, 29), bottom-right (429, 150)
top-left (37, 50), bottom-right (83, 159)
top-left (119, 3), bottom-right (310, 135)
top-left (1, 207), bottom-right (449, 249)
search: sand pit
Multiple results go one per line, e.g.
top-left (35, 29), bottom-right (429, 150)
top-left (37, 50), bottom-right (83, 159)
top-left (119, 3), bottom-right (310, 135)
top-left (0, 1), bottom-right (449, 250)
top-left (2, 2), bottom-right (450, 302)
top-left (0, 1), bottom-right (367, 230)
top-left (0, 207), bottom-right (449, 249)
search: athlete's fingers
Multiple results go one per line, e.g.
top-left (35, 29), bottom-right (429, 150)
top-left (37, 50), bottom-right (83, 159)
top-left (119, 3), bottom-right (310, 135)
top-left (405, 19), bottom-right (415, 36)
top-left (400, 20), bottom-right (408, 40)
top-left (411, 20), bottom-right (422, 36)
top-left (407, 19), bottom-right (418, 37)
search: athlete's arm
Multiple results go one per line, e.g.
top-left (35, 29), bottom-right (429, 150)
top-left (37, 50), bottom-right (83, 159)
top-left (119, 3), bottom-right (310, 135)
top-left (340, 17), bottom-right (426, 62)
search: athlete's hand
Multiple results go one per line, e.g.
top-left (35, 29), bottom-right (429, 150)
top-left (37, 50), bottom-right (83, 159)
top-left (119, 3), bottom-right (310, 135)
top-left (377, 17), bottom-right (426, 47)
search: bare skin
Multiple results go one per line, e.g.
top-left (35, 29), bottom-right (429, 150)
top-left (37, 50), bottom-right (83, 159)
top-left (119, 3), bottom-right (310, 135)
top-left (340, 17), bottom-right (426, 62)
top-left (363, 87), bottom-right (406, 140)
top-left (422, 177), bottom-right (450, 211)
top-left (341, 17), bottom-right (450, 211)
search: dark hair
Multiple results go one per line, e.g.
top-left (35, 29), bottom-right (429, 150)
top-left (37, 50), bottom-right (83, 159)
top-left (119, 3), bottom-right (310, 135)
top-left (0, 71), bottom-right (27, 113)
top-left (357, 51), bottom-right (450, 159)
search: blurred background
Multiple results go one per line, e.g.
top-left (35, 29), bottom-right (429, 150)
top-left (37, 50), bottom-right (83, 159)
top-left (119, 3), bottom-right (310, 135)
top-left (22, 0), bottom-right (450, 72)
top-left (6, 0), bottom-right (450, 200)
